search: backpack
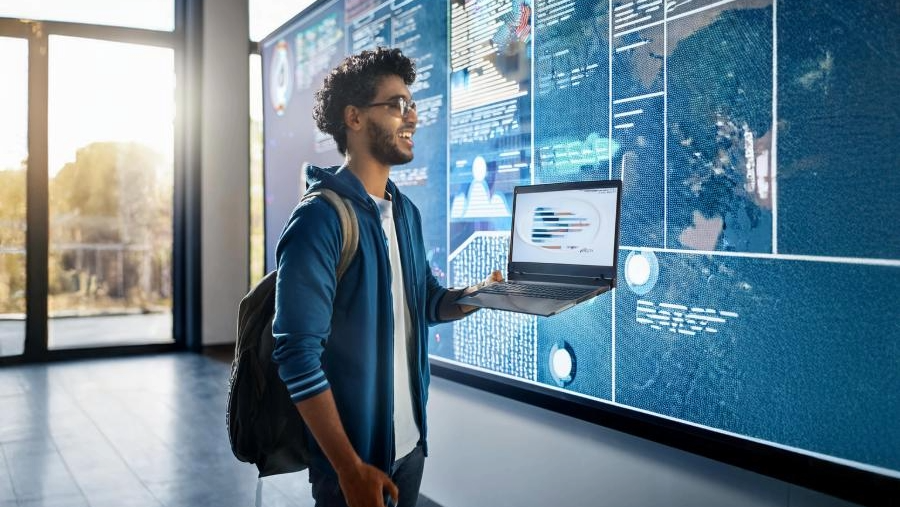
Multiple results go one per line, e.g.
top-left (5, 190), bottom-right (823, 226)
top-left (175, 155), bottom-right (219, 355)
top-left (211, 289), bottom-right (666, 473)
top-left (227, 188), bottom-right (359, 477)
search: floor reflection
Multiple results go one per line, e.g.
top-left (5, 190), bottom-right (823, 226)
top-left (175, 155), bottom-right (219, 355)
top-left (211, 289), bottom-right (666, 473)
top-left (0, 352), bottom-right (442, 507)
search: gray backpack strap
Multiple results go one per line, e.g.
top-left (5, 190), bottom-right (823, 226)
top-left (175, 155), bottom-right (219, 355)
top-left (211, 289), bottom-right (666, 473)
top-left (300, 188), bottom-right (359, 282)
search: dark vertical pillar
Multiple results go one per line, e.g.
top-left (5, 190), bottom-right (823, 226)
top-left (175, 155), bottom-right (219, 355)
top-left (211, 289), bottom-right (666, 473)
top-left (24, 22), bottom-right (49, 361)
top-left (174, 0), bottom-right (203, 352)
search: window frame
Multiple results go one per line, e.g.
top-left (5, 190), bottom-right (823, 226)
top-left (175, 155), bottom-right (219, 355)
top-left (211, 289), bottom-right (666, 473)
top-left (0, 0), bottom-right (202, 364)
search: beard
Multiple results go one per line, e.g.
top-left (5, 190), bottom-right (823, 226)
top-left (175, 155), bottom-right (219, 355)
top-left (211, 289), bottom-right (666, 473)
top-left (367, 120), bottom-right (413, 166)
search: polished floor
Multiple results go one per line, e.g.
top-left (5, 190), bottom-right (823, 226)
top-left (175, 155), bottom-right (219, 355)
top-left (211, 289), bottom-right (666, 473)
top-left (0, 314), bottom-right (172, 357)
top-left (0, 352), bottom-right (441, 507)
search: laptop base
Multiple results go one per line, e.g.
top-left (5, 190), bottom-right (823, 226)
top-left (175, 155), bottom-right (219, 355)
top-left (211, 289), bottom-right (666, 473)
top-left (457, 285), bottom-right (610, 317)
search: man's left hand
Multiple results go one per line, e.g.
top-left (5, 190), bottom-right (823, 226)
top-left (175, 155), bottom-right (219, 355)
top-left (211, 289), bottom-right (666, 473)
top-left (458, 270), bottom-right (504, 313)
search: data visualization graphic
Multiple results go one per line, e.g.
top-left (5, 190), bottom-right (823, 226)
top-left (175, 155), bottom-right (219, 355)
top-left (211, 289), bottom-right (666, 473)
top-left (527, 206), bottom-right (593, 249)
top-left (261, 0), bottom-right (900, 480)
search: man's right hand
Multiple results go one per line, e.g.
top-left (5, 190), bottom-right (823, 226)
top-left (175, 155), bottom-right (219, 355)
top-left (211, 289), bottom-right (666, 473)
top-left (296, 391), bottom-right (399, 506)
top-left (338, 460), bottom-right (399, 507)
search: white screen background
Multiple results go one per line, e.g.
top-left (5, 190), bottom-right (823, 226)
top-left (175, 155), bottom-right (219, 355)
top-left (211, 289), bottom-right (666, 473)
top-left (511, 188), bottom-right (618, 267)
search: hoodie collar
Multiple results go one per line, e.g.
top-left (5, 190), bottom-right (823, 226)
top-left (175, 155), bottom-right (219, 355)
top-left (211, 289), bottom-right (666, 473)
top-left (304, 164), bottom-right (369, 206)
top-left (305, 163), bottom-right (403, 209)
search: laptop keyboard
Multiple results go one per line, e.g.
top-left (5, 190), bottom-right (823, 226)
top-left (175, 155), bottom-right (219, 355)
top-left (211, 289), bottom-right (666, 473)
top-left (478, 282), bottom-right (595, 300)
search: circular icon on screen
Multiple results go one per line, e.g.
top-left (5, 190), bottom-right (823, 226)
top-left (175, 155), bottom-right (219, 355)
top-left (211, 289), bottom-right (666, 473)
top-left (623, 250), bottom-right (660, 295)
top-left (548, 340), bottom-right (577, 387)
top-left (269, 40), bottom-right (293, 116)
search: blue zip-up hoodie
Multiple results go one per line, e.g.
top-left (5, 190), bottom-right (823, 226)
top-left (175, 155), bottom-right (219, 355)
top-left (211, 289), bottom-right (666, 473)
top-left (272, 164), bottom-right (453, 477)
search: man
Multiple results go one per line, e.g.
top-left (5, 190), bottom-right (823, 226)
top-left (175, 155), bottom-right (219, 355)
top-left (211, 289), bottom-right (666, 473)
top-left (272, 47), bottom-right (501, 507)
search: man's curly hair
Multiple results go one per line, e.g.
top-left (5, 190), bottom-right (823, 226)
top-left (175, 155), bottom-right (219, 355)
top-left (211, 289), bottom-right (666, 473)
top-left (313, 47), bottom-right (416, 155)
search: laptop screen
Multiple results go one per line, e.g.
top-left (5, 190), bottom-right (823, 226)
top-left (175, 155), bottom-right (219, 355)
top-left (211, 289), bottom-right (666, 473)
top-left (510, 185), bottom-right (620, 268)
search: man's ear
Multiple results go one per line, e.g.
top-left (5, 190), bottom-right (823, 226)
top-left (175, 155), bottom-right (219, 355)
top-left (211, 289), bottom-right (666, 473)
top-left (344, 105), bottom-right (363, 132)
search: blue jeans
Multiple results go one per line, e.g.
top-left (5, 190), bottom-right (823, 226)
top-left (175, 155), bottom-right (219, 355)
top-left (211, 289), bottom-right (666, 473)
top-left (309, 445), bottom-right (426, 507)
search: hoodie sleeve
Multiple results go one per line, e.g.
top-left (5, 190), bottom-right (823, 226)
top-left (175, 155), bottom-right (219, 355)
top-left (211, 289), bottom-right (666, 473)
top-left (403, 205), bottom-right (461, 325)
top-left (425, 263), bottom-right (460, 325)
top-left (400, 195), bottom-right (478, 324)
top-left (431, 284), bottom-right (478, 323)
top-left (271, 198), bottom-right (342, 404)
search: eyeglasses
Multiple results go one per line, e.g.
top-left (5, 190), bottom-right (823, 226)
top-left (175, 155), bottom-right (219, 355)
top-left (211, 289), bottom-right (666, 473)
top-left (363, 96), bottom-right (417, 118)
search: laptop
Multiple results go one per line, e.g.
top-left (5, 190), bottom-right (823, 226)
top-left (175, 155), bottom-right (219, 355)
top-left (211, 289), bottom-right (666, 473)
top-left (456, 179), bottom-right (622, 317)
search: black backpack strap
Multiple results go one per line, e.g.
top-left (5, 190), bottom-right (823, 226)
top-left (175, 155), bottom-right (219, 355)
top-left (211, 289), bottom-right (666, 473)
top-left (300, 189), bottom-right (359, 281)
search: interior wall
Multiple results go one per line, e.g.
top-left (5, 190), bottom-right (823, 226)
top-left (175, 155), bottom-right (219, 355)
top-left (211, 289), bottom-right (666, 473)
top-left (421, 377), bottom-right (861, 507)
top-left (201, 0), bottom-right (250, 345)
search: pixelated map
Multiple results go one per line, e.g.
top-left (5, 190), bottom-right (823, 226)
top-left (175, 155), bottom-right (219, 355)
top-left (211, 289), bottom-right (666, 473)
top-left (440, 0), bottom-right (900, 477)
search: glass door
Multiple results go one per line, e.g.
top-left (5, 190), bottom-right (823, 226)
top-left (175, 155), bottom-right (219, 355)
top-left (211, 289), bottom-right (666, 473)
top-left (46, 35), bottom-right (175, 349)
top-left (0, 36), bottom-right (28, 358)
top-left (0, 8), bottom-right (188, 362)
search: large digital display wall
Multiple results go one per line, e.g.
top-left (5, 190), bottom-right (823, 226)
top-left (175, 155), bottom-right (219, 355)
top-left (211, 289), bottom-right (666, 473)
top-left (261, 0), bottom-right (900, 502)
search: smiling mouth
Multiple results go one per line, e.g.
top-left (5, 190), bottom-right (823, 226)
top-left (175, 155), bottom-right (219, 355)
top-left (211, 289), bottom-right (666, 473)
top-left (398, 131), bottom-right (414, 146)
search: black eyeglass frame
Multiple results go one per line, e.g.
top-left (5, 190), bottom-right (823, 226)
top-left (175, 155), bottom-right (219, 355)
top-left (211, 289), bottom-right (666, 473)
top-left (362, 96), bottom-right (417, 117)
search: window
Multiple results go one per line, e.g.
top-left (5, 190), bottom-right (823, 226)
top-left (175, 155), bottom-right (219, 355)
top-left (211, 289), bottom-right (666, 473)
top-left (250, 53), bottom-right (265, 284)
top-left (0, 36), bottom-right (28, 358)
top-left (47, 36), bottom-right (175, 349)
top-left (249, 0), bottom-right (315, 41)
top-left (0, 0), bottom-right (174, 31)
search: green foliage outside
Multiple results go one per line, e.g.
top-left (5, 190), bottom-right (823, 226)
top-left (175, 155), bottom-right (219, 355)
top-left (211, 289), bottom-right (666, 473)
top-left (0, 167), bottom-right (27, 314)
top-left (0, 141), bottom-right (173, 315)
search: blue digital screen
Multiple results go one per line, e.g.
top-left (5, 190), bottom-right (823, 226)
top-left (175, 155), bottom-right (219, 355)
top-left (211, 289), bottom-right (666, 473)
top-left (261, 0), bottom-right (900, 480)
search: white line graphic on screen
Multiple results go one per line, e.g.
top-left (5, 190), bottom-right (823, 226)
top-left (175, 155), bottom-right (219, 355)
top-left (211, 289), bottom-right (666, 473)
top-left (614, 108), bottom-right (644, 118)
top-left (635, 300), bottom-right (739, 336)
top-left (613, 0), bottom-right (665, 37)
top-left (519, 199), bottom-right (601, 252)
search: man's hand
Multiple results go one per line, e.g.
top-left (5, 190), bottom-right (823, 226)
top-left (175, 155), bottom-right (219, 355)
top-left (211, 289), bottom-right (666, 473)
top-left (465, 270), bottom-right (504, 294)
top-left (458, 270), bottom-right (504, 313)
top-left (337, 460), bottom-right (399, 507)
top-left (484, 270), bottom-right (505, 287)
top-left (296, 391), bottom-right (397, 506)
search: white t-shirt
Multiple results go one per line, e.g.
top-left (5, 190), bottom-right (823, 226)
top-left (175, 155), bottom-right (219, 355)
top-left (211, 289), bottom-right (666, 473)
top-left (371, 193), bottom-right (419, 460)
